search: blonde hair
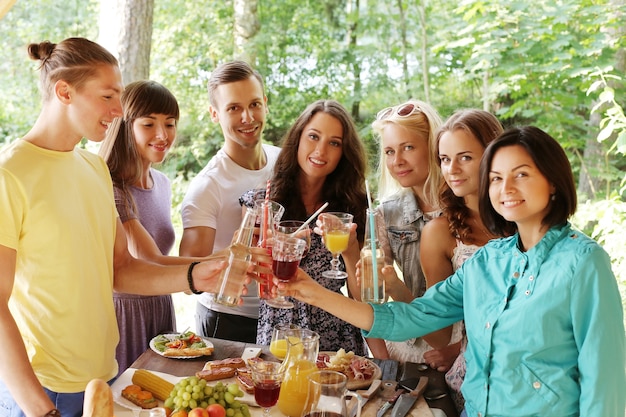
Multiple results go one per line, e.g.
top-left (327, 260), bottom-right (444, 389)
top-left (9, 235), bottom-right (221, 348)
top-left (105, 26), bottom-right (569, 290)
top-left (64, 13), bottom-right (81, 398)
top-left (371, 99), bottom-right (443, 206)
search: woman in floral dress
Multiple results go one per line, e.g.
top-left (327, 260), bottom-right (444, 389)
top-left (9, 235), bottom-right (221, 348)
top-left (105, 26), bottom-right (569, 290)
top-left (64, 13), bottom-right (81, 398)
top-left (242, 99), bottom-right (368, 355)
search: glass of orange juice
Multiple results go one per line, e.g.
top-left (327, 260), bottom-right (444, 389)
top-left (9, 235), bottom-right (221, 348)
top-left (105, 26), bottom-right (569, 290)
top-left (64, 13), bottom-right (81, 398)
top-left (321, 212), bottom-right (353, 279)
top-left (269, 323), bottom-right (300, 360)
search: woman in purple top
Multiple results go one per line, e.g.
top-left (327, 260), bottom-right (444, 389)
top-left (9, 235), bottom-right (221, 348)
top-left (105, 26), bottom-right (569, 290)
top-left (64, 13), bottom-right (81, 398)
top-left (99, 81), bottom-right (181, 373)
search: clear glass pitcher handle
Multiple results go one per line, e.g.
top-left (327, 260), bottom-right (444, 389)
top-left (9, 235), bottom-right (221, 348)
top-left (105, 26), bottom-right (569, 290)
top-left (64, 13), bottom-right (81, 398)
top-left (344, 392), bottom-right (362, 417)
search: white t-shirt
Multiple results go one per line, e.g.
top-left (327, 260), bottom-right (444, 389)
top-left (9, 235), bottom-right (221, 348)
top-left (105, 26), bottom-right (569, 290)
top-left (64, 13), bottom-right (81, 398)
top-left (181, 143), bottom-right (281, 318)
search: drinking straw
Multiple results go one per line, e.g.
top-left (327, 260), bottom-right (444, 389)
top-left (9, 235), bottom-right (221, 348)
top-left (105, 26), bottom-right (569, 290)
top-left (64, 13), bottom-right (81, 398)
top-left (261, 180), bottom-right (271, 248)
top-left (365, 180), bottom-right (379, 300)
top-left (291, 202), bottom-right (329, 236)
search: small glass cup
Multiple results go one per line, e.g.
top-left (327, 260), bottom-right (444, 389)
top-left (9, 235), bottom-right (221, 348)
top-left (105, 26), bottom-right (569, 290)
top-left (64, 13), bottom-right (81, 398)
top-left (302, 370), bottom-right (361, 417)
top-left (250, 361), bottom-right (285, 417)
top-left (267, 235), bottom-right (306, 309)
top-left (269, 323), bottom-right (300, 360)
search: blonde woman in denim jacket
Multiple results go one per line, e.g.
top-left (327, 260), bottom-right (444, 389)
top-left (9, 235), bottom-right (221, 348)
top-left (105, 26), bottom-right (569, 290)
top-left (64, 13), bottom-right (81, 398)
top-left (363, 100), bottom-right (463, 366)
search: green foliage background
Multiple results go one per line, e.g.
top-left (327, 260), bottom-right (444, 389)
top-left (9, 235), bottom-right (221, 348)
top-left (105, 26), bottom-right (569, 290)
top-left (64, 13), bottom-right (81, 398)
top-left (0, 0), bottom-right (624, 314)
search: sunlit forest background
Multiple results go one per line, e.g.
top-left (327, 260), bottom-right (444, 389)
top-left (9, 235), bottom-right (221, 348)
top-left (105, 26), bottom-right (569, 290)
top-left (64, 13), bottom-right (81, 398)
top-left (1, 0), bottom-right (624, 325)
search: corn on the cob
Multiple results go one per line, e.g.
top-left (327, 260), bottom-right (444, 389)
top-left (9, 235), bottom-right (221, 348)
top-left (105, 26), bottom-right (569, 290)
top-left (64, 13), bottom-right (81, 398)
top-left (131, 369), bottom-right (174, 401)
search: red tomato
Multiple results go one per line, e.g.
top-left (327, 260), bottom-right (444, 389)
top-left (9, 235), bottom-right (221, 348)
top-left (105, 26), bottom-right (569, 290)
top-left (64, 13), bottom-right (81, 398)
top-left (207, 404), bottom-right (226, 417)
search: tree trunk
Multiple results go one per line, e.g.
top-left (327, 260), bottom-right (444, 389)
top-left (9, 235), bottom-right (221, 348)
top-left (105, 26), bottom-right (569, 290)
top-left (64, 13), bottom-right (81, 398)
top-left (416, 1), bottom-right (429, 103)
top-left (577, 0), bottom-right (625, 200)
top-left (98, 0), bottom-right (154, 84)
top-left (395, 0), bottom-right (410, 100)
top-left (234, 0), bottom-right (260, 62)
top-left (347, 0), bottom-right (361, 121)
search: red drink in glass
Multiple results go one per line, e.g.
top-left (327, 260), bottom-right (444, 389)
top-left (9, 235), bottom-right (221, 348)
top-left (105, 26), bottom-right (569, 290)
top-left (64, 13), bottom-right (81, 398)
top-left (272, 259), bottom-right (299, 281)
top-left (254, 381), bottom-right (281, 408)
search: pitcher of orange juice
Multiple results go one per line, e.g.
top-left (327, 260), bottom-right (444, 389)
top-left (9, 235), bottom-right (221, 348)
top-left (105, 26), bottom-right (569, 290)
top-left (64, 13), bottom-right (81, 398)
top-left (277, 328), bottom-right (320, 417)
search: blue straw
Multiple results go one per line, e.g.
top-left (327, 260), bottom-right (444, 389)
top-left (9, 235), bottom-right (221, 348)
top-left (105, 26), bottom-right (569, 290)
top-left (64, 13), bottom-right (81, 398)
top-left (365, 180), bottom-right (379, 300)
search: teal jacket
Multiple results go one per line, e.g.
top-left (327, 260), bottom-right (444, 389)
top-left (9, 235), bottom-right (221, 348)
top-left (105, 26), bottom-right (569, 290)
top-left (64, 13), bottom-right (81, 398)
top-left (365, 223), bottom-right (626, 416)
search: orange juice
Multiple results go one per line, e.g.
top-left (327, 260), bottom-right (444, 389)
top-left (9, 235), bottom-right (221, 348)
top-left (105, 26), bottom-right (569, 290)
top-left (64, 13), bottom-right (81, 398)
top-left (325, 230), bottom-right (349, 254)
top-left (270, 335), bottom-right (303, 359)
top-left (269, 339), bottom-right (287, 359)
top-left (277, 359), bottom-right (317, 416)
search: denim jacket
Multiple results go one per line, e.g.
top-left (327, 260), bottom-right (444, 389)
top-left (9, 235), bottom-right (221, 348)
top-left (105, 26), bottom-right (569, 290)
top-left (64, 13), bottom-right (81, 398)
top-left (377, 189), bottom-right (439, 297)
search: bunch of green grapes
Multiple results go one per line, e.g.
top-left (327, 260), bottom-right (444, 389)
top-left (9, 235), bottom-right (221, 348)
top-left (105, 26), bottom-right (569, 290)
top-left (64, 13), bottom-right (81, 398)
top-left (164, 376), bottom-right (251, 416)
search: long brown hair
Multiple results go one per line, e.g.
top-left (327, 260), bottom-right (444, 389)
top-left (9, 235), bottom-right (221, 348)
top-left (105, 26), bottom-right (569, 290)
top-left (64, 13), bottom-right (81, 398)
top-left (99, 80), bottom-right (179, 215)
top-left (271, 100), bottom-right (368, 241)
top-left (28, 37), bottom-right (118, 102)
top-left (435, 109), bottom-right (503, 242)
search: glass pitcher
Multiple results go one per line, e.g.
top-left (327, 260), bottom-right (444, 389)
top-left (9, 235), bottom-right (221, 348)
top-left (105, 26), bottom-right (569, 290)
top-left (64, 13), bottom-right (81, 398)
top-left (277, 328), bottom-right (320, 417)
top-left (301, 370), bottom-right (362, 417)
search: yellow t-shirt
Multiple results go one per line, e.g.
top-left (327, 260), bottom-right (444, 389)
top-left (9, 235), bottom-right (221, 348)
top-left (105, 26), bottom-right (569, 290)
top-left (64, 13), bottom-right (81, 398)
top-left (0, 140), bottom-right (119, 392)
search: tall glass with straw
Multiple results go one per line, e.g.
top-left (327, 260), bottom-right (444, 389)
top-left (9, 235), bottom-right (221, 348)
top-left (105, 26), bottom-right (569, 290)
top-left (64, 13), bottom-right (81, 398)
top-left (257, 180), bottom-right (285, 301)
top-left (360, 180), bottom-right (386, 303)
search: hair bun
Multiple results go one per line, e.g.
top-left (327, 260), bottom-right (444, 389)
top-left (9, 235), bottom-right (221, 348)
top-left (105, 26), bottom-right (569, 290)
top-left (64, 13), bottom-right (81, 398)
top-left (28, 41), bottom-right (56, 61)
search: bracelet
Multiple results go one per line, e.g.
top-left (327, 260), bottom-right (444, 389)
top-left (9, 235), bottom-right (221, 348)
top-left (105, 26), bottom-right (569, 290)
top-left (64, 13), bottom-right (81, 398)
top-left (187, 261), bottom-right (203, 294)
top-left (43, 409), bottom-right (61, 417)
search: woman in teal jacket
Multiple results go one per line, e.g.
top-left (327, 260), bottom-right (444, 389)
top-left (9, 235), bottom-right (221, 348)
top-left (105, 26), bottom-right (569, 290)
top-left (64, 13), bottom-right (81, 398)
top-left (279, 126), bottom-right (626, 416)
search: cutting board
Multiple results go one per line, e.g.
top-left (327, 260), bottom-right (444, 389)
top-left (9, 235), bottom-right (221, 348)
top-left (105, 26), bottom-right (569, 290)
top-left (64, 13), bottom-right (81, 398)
top-left (361, 394), bottom-right (433, 417)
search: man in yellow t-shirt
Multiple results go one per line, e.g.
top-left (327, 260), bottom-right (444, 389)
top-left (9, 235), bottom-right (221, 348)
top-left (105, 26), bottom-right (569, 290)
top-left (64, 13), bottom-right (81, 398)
top-left (0, 37), bottom-right (229, 417)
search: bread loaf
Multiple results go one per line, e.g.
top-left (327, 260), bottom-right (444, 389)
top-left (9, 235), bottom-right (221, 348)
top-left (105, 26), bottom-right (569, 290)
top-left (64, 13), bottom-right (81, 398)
top-left (83, 379), bottom-right (114, 417)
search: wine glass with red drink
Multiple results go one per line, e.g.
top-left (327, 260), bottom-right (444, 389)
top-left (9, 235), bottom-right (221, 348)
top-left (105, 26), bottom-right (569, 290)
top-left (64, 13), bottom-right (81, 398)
top-left (276, 220), bottom-right (311, 258)
top-left (250, 361), bottom-right (285, 417)
top-left (267, 235), bottom-right (306, 309)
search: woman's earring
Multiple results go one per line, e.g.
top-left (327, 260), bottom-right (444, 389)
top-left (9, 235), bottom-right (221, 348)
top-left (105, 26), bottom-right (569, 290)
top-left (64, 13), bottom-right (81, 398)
top-left (551, 194), bottom-right (556, 201)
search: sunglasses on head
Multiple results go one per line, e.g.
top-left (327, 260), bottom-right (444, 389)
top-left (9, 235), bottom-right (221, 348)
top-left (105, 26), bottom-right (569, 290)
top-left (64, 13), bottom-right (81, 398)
top-left (376, 102), bottom-right (422, 120)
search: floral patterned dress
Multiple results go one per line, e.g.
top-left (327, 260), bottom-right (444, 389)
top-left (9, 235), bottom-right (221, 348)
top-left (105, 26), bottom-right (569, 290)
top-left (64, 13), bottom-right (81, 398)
top-left (445, 240), bottom-right (480, 413)
top-left (241, 190), bottom-right (367, 356)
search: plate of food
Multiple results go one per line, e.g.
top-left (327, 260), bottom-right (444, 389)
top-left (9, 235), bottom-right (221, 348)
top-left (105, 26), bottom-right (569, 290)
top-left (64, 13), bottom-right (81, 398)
top-left (317, 349), bottom-right (382, 390)
top-left (112, 367), bottom-right (258, 413)
top-left (111, 368), bottom-right (176, 411)
top-left (150, 331), bottom-right (214, 359)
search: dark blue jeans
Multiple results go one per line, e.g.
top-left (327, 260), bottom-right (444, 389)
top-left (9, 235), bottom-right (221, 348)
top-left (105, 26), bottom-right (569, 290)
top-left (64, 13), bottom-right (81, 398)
top-left (0, 377), bottom-right (116, 417)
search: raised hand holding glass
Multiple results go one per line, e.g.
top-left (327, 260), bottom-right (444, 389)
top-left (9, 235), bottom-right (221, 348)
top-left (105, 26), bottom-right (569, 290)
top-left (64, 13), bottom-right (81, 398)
top-left (321, 212), bottom-right (353, 279)
top-left (268, 235), bottom-right (307, 309)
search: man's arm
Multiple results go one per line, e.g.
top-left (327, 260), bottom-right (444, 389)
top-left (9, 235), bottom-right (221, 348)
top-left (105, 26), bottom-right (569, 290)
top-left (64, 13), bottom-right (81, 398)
top-left (0, 244), bottom-right (56, 417)
top-left (179, 226), bottom-right (216, 257)
top-left (123, 219), bottom-right (226, 265)
top-left (113, 219), bottom-right (225, 295)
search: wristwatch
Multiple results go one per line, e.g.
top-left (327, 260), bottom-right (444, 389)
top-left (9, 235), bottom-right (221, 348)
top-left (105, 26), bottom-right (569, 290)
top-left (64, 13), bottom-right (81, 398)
top-left (43, 409), bottom-right (61, 417)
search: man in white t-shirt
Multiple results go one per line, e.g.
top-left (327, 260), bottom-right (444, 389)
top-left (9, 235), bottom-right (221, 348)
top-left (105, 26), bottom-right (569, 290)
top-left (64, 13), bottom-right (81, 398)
top-left (179, 61), bottom-right (280, 342)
